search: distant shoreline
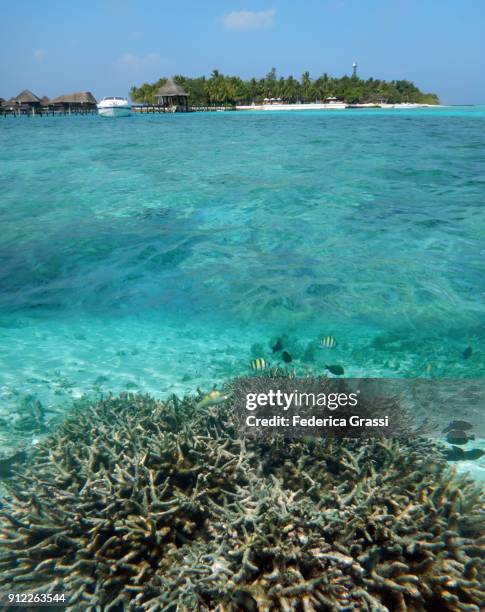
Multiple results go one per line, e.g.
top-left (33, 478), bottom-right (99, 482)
top-left (236, 102), bottom-right (440, 111)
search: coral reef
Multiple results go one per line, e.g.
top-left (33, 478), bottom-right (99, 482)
top-left (230, 375), bottom-right (415, 439)
top-left (0, 384), bottom-right (483, 611)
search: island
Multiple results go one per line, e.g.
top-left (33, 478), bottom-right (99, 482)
top-left (130, 67), bottom-right (440, 112)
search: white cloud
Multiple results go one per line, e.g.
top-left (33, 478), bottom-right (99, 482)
top-left (33, 48), bottom-right (47, 62)
top-left (222, 9), bottom-right (276, 30)
top-left (118, 52), bottom-right (161, 70)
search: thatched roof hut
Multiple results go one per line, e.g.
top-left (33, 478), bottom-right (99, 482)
top-left (50, 92), bottom-right (97, 108)
top-left (14, 89), bottom-right (41, 104)
top-left (40, 96), bottom-right (50, 106)
top-left (155, 78), bottom-right (189, 110)
top-left (1, 90), bottom-right (41, 112)
top-left (156, 78), bottom-right (188, 98)
top-left (15, 89), bottom-right (40, 104)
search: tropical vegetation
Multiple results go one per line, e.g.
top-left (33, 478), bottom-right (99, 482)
top-left (130, 68), bottom-right (439, 106)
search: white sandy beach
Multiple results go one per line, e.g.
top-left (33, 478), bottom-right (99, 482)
top-left (236, 102), bottom-right (439, 111)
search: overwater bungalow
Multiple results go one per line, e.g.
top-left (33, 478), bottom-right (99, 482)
top-left (4, 89), bottom-right (42, 114)
top-left (154, 78), bottom-right (189, 112)
top-left (2, 98), bottom-right (16, 110)
top-left (16, 89), bottom-right (42, 109)
top-left (50, 92), bottom-right (97, 113)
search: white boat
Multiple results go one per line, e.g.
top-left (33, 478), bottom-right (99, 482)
top-left (97, 97), bottom-right (132, 117)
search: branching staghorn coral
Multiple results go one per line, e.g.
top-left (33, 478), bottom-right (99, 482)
top-left (0, 383), bottom-right (483, 611)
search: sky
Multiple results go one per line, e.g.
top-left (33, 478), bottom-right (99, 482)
top-left (0, 0), bottom-right (484, 104)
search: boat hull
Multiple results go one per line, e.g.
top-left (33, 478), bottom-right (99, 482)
top-left (97, 106), bottom-right (132, 117)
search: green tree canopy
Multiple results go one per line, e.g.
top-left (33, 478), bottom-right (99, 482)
top-left (130, 70), bottom-right (439, 107)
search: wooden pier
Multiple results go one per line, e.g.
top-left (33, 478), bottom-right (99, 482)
top-left (132, 105), bottom-right (176, 114)
top-left (2, 108), bottom-right (98, 117)
top-left (2, 105), bottom-right (237, 117)
top-left (191, 106), bottom-right (236, 112)
top-left (2, 87), bottom-right (239, 118)
top-left (132, 104), bottom-right (236, 114)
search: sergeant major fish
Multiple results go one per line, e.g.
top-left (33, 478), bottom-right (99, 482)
top-left (250, 358), bottom-right (268, 371)
top-left (320, 335), bottom-right (337, 349)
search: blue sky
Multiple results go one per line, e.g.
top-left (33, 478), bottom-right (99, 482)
top-left (1, 0), bottom-right (484, 104)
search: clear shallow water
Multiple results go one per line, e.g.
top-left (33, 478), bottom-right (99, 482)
top-left (0, 107), bottom-right (484, 429)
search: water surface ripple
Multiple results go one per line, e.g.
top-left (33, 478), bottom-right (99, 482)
top-left (0, 108), bottom-right (484, 416)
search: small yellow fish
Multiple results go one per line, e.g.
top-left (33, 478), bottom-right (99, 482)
top-left (425, 363), bottom-right (434, 376)
top-left (320, 335), bottom-right (337, 348)
top-left (250, 358), bottom-right (268, 371)
top-left (196, 389), bottom-right (230, 409)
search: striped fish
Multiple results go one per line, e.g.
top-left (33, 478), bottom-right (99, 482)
top-left (320, 335), bottom-right (337, 349)
top-left (250, 358), bottom-right (268, 371)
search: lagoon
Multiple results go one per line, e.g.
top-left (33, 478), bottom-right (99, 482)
top-left (0, 107), bottom-right (484, 425)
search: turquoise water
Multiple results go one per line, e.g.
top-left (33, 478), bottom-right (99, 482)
top-left (0, 107), bottom-right (484, 427)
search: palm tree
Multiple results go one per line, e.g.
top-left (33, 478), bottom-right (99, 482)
top-left (130, 70), bottom-right (438, 108)
top-left (301, 71), bottom-right (312, 102)
top-left (283, 76), bottom-right (300, 103)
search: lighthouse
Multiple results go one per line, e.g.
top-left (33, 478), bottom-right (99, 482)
top-left (352, 62), bottom-right (357, 78)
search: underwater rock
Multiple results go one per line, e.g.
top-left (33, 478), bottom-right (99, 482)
top-left (0, 390), bottom-right (483, 611)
